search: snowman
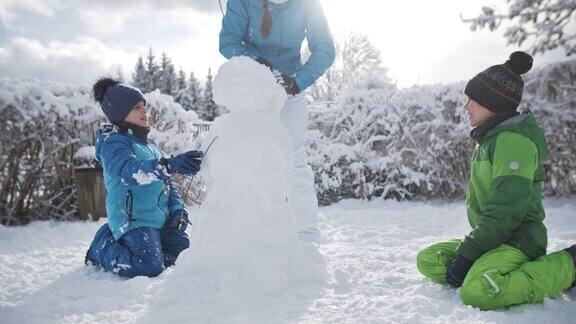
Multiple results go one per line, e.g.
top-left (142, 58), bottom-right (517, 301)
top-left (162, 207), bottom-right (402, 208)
top-left (144, 57), bottom-right (326, 322)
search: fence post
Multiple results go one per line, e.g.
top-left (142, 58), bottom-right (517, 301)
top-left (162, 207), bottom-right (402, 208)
top-left (74, 166), bottom-right (107, 220)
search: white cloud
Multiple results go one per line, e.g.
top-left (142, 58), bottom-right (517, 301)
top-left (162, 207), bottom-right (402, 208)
top-left (1, 0), bottom-right (568, 87)
top-left (77, 6), bottom-right (151, 36)
top-left (0, 0), bottom-right (62, 22)
top-left (88, 0), bottom-right (221, 13)
top-left (0, 37), bottom-right (137, 84)
top-left (76, 0), bottom-right (221, 36)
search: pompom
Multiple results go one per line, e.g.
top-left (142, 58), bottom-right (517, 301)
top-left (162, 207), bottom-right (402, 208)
top-left (505, 51), bottom-right (533, 75)
top-left (93, 77), bottom-right (120, 103)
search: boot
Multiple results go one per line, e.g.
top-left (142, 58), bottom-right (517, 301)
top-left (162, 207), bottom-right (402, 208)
top-left (84, 245), bottom-right (96, 266)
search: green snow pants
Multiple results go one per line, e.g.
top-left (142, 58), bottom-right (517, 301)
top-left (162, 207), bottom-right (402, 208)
top-left (417, 239), bottom-right (575, 310)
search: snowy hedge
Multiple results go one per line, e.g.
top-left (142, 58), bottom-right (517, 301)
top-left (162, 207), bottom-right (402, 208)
top-left (307, 59), bottom-right (576, 205)
top-left (0, 59), bottom-right (574, 223)
top-left (0, 78), bottom-right (201, 225)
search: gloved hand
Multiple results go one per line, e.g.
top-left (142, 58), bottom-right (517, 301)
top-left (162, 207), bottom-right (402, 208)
top-left (165, 209), bottom-right (189, 232)
top-left (446, 255), bottom-right (474, 287)
top-left (163, 150), bottom-right (203, 175)
top-left (280, 74), bottom-right (300, 95)
top-left (255, 57), bottom-right (272, 69)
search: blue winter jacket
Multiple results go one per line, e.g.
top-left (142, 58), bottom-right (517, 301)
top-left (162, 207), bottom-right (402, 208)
top-left (95, 125), bottom-right (186, 240)
top-left (219, 0), bottom-right (335, 91)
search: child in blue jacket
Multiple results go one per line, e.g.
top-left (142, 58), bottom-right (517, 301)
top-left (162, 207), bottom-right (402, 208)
top-left (85, 77), bottom-right (203, 278)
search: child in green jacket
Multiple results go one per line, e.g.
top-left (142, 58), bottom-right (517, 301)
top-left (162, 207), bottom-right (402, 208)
top-left (417, 51), bottom-right (576, 310)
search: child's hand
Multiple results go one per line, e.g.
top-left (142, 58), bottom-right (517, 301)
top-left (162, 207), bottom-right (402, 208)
top-left (163, 150), bottom-right (203, 175)
top-left (165, 209), bottom-right (189, 232)
top-left (446, 255), bottom-right (474, 287)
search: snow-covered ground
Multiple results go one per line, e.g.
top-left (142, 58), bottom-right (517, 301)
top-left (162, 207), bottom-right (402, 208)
top-left (0, 198), bottom-right (575, 323)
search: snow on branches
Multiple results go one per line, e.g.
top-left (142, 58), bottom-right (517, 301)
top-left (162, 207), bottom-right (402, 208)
top-left (308, 58), bottom-right (576, 204)
top-left (0, 78), bottom-right (203, 225)
top-left (463, 0), bottom-right (576, 56)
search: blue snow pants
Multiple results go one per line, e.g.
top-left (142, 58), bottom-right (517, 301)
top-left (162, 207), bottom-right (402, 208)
top-left (86, 223), bottom-right (190, 278)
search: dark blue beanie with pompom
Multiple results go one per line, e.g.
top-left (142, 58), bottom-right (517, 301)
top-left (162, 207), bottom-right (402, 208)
top-left (93, 77), bottom-right (146, 125)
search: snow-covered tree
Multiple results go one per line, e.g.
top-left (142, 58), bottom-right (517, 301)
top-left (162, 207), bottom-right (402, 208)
top-left (188, 72), bottom-right (203, 113)
top-left (0, 79), bottom-right (104, 225)
top-left (115, 66), bottom-right (126, 83)
top-left (463, 0), bottom-right (576, 56)
top-left (145, 48), bottom-right (161, 93)
top-left (307, 58), bottom-right (576, 204)
top-left (174, 70), bottom-right (203, 113)
top-left (522, 59), bottom-right (576, 195)
top-left (200, 68), bottom-right (220, 121)
top-left (159, 52), bottom-right (177, 96)
top-left (132, 56), bottom-right (147, 90)
top-left (310, 32), bottom-right (396, 103)
top-left (173, 68), bottom-right (188, 108)
top-left (176, 68), bottom-right (187, 93)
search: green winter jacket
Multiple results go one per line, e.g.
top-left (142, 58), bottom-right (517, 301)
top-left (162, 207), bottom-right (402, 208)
top-left (456, 111), bottom-right (549, 262)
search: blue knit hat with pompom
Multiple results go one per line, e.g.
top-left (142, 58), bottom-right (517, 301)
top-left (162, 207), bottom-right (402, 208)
top-left (93, 77), bottom-right (146, 124)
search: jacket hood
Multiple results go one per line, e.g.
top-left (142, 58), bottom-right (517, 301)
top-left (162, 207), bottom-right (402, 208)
top-left (485, 112), bottom-right (549, 159)
top-left (95, 124), bottom-right (117, 164)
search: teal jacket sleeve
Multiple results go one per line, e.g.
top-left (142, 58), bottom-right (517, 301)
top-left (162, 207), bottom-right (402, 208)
top-left (100, 134), bottom-right (169, 187)
top-left (294, 0), bottom-right (335, 90)
top-left (168, 180), bottom-right (186, 215)
top-left (219, 0), bottom-right (259, 60)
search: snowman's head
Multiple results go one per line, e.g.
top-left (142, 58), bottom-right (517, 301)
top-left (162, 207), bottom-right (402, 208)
top-left (213, 56), bottom-right (287, 113)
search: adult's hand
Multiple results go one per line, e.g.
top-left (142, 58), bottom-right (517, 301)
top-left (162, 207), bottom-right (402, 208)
top-left (280, 74), bottom-right (300, 95)
top-left (256, 57), bottom-right (272, 69)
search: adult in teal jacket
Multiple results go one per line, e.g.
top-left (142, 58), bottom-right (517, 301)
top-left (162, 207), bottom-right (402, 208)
top-left (219, 0), bottom-right (335, 243)
top-left (220, 0), bottom-right (335, 92)
top-left (85, 77), bottom-right (203, 278)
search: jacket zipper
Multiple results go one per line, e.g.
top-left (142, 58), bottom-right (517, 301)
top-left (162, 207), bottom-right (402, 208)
top-left (158, 187), bottom-right (168, 219)
top-left (125, 189), bottom-right (133, 226)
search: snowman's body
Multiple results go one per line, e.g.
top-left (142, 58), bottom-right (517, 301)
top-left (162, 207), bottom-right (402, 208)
top-left (145, 58), bottom-right (326, 322)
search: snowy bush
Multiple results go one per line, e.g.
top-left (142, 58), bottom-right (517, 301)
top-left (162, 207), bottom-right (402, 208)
top-left (307, 84), bottom-right (471, 204)
top-left (523, 59), bottom-right (576, 195)
top-left (0, 58), bottom-right (573, 222)
top-left (0, 77), bottom-right (102, 224)
top-left (308, 59), bottom-right (576, 204)
top-left (0, 78), bottom-right (203, 225)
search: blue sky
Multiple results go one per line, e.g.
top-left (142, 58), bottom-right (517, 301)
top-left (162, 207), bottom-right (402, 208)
top-left (0, 0), bottom-right (566, 87)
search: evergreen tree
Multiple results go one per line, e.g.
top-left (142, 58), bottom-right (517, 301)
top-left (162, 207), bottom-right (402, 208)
top-left (201, 68), bottom-right (219, 121)
top-left (188, 71), bottom-right (203, 113)
top-left (174, 69), bottom-right (191, 110)
top-left (174, 70), bottom-right (203, 113)
top-left (145, 48), bottom-right (161, 93)
top-left (116, 66), bottom-right (125, 83)
top-left (176, 68), bottom-right (187, 93)
top-left (160, 52), bottom-right (177, 96)
top-left (132, 56), bottom-right (147, 91)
